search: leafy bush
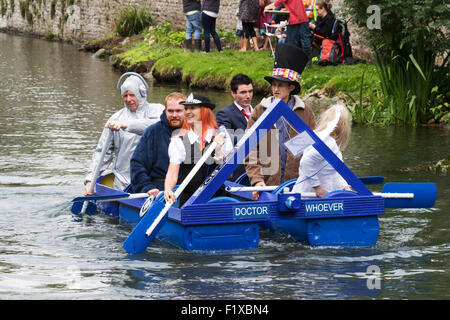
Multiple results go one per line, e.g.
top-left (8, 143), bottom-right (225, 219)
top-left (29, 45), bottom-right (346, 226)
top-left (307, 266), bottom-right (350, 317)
top-left (146, 22), bottom-right (185, 46)
top-left (114, 7), bottom-right (153, 37)
top-left (217, 28), bottom-right (239, 44)
top-left (45, 29), bottom-right (55, 40)
top-left (343, 0), bottom-right (449, 125)
top-left (116, 40), bottom-right (184, 66)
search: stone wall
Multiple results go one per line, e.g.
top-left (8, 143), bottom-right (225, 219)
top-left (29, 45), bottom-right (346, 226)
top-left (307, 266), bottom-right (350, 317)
top-left (0, 0), bottom-right (371, 59)
top-left (0, 0), bottom-right (239, 41)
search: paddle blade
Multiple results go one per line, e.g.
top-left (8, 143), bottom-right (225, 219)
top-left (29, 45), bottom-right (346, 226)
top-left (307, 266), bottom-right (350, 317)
top-left (70, 201), bottom-right (97, 215)
top-left (381, 182), bottom-right (437, 208)
top-left (123, 200), bottom-right (168, 254)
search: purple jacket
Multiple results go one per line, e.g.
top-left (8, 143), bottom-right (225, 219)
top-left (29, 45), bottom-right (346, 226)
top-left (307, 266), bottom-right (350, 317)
top-left (202, 0), bottom-right (220, 14)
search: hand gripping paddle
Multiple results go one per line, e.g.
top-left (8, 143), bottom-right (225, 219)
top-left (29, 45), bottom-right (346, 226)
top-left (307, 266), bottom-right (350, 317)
top-left (123, 134), bottom-right (225, 254)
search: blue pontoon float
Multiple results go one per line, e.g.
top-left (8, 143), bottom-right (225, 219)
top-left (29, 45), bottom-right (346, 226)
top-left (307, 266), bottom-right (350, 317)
top-left (71, 99), bottom-right (437, 253)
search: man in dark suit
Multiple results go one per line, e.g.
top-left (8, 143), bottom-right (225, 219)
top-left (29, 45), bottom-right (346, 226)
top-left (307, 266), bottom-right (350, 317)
top-left (216, 73), bottom-right (254, 181)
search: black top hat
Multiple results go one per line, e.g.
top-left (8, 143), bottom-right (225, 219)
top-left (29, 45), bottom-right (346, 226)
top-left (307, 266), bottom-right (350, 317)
top-left (180, 93), bottom-right (216, 110)
top-left (264, 43), bottom-right (308, 95)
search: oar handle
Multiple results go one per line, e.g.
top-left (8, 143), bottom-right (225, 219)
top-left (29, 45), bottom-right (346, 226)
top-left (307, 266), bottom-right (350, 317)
top-left (226, 186), bottom-right (277, 192)
top-left (226, 186), bottom-right (414, 199)
top-left (145, 200), bottom-right (173, 236)
top-left (80, 200), bottom-right (90, 215)
top-left (374, 192), bottom-right (413, 199)
top-left (299, 192), bottom-right (414, 199)
top-left (88, 130), bottom-right (113, 193)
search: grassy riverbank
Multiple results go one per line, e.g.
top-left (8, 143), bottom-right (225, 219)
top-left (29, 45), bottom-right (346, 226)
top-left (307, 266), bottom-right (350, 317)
top-left (86, 30), bottom-right (379, 100)
top-left (80, 24), bottom-right (448, 127)
top-left (151, 50), bottom-right (379, 97)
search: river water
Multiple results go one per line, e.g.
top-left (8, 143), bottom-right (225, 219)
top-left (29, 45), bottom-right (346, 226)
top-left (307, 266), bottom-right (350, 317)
top-left (0, 33), bottom-right (449, 300)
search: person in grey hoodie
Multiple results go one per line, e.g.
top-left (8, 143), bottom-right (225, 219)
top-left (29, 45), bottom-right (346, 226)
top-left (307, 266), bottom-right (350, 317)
top-left (201, 0), bottom-right (222, 53)
top-left (84, 72), bottom-right (165, 195)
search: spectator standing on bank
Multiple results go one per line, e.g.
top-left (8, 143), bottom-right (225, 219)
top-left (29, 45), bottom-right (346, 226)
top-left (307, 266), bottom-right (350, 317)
top-left (183, 0), bottom-right (203, 52)
top-left (238, 0), bottom-right (260, 51)
top-left (255, 0), bottom-right (272, 50)
top-left (235, 0), bottom-right (244, 49)
top-left (264, 0), bottom-right (312, 65)
top-left (202, 0), bottom-right (223, 53)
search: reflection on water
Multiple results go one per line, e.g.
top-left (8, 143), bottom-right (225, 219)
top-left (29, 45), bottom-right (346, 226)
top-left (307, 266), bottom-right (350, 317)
top-left (0, 33), bottom-right (449, 299)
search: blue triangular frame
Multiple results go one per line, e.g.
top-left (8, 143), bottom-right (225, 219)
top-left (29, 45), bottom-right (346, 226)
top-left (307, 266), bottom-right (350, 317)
top-left (189, 99), bottom-right (372, 205)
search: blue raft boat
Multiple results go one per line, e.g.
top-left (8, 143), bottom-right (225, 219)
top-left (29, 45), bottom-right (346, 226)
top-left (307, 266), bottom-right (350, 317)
top-left (73, 99), bottom-right (437, 252)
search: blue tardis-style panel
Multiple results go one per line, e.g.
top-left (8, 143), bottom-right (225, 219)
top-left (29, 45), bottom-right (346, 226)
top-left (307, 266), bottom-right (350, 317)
top-left (175, 98), bottom-right (382, 247)
top-left (188, 98), bottom-right (373, 206)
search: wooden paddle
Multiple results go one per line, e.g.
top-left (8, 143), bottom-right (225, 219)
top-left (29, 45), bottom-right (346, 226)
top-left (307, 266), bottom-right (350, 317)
top-left (123, 133), bottom-right (225, 254)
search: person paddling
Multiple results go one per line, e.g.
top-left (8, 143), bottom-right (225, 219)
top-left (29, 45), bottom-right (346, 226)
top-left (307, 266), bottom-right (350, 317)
top-left (245, 43), bottom-right (316, 200)
top-left (84, 72), bottom-right (164, 195)
top-left (164, 94), bottom-right (233, 207)
top-left (292, 103), bottom-right (352, 197)
top-left (130, 92), bottom-right (187, 198)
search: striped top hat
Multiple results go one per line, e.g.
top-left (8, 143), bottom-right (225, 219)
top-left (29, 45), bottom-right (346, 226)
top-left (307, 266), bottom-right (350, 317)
top-left (264, 43), bottom-right (308, 95)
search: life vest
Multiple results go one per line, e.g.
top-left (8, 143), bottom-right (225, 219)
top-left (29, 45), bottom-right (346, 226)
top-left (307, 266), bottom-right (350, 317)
top-left (178, 135), bottom-right (226, 206)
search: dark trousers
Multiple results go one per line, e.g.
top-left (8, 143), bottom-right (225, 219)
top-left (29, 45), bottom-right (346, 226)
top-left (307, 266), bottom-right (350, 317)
top-left (242, 21), bottom-right (256, 39)
top-left (201, 12), bottom-right (222, 52)
top-left (286, 22), bottom-right (311, 50)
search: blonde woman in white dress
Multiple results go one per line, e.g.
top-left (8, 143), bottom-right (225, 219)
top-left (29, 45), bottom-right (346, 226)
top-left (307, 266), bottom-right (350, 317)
top-left (292, 103), bottom-right (352, 198)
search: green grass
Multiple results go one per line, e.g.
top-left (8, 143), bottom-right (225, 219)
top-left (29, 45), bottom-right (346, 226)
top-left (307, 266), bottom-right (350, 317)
top-left (110, 23), bottom-right (380, 99)
top-left (115, 41), bottom-right (184, 65)
top-left (153, 50), bottom-right (274, 92)
top-left (302, 63), bottom-right (379, 96)
top-left (152, 49), bottom-right (380, 98)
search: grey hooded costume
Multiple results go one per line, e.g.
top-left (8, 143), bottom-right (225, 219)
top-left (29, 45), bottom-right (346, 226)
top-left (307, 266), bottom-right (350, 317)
top-left (84, 74), bottom-right (165, 191)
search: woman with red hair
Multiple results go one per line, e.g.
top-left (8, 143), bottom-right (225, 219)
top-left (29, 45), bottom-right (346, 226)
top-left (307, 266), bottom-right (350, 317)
top-left (164, 93), bottom-right (233, 207)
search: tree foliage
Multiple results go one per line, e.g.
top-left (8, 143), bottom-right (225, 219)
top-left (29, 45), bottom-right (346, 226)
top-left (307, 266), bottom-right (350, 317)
top-left (343, 0), bottom-right (449, 125)
top-left (343, 0), bottom-right (449, 60)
